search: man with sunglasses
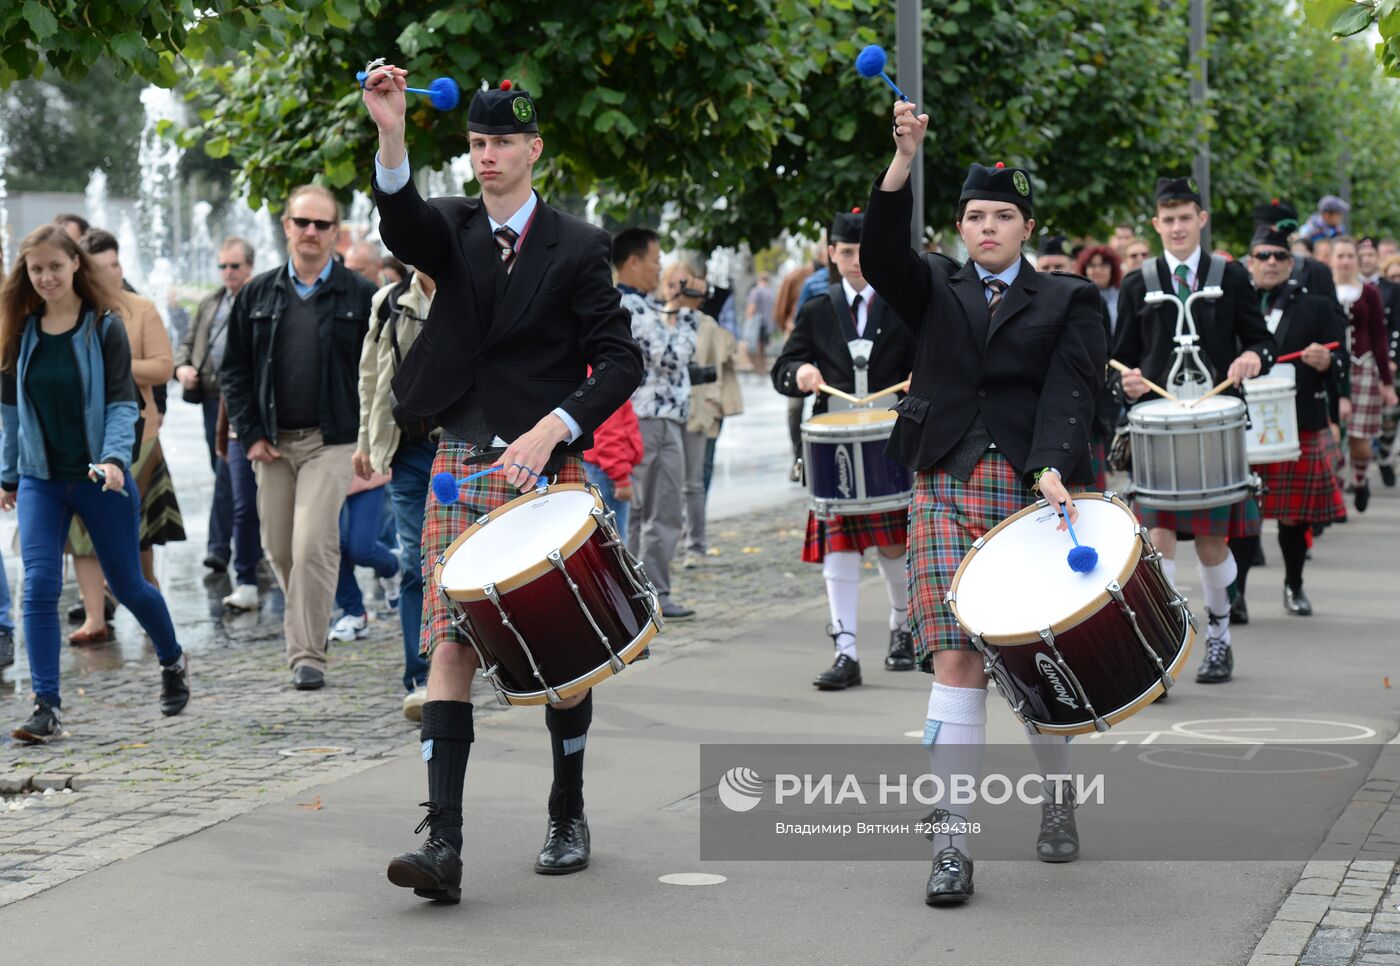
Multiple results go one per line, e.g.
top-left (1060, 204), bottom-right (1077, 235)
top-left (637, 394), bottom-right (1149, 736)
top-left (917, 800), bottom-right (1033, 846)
top-left (221, 186), bottom-right (378, 692)
top-left (363, 67), bottom-right (643, 904)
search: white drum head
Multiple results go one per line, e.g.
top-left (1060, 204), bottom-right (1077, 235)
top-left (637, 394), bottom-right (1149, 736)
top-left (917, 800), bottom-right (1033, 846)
top-left (440, 489), bottom-right (596, 591)
top-left (953, 499), bottom-right (1139, 640)
top-left (1134, 396), bottom-right (1244, 421)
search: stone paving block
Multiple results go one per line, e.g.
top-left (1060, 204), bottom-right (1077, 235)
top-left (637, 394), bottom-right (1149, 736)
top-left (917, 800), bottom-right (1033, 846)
top-left (1331, 898), bottom-right (1384, 914)
top-left (1278, 894), bottom-right (1334, 924)
top-left (1300, 927), bottom-right (1363, 965)
top-left (1355, 861), bottom-right (1399, 874)
top-left (1257, 920), bottom-right (1322, 958)
top-left (1355, 955), bottom-right (1400, 966)
top-left (0, 774), bottom-right (31, 794)
top-left (1365, 934), bottom-right (1400, 956)
top-left (1320, 910), bottom-right (1372, 928)
top-left (1247, 954), bottom-right (1301, 966)
top-left (1295, 878), bottom-right (1342, 897)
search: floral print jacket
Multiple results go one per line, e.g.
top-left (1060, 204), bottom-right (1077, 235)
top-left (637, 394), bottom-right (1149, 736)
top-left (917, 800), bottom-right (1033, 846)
top-left (621, 288), bottom-right (698, 422)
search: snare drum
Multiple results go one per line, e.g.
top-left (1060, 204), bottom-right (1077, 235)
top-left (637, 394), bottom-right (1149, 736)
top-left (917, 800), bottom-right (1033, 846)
top-left (435, 483), bottom-right (660, 706)
top-left (801, 409), bottom-right (913, 519)
top-left (1127, 396), bottom-right (1252, 510)
top-left (1243, 368), bottom-right (1301, 464)
top-left (948, 494), bottom-right (1195, 735)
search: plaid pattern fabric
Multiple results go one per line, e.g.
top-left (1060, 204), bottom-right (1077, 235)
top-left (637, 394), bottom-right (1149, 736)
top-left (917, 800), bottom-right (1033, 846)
top-left (802, 508), bottom-right (908, 563)
top-left (1348, 357), bottom-right (1384, 439)
top-left (421, 440), bottom-right (587, 658)
top-left (907, 452), bottom-right (1033, 667)
top-left (1257, 429), bottom-right (1346, 524)
top-left (1135, 495), bottom-right (1262, 538)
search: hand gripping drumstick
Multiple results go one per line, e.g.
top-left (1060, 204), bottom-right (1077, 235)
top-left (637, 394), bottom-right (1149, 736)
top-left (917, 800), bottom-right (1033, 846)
top-left (357, 59), bottom-right (461, 111)
top-left (1275, 341), bottom-right (1340, 364)
top-left (1189, 342), bottom-right (1345, 407)
top-left (1108, 359), bottom-right (1181, 404)
top-left (817, 383), bottom-right (865, 405)
top-left (857, 379), bottom-right (911, 406)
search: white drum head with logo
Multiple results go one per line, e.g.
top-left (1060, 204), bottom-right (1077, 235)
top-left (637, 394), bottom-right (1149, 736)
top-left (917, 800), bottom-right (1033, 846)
top-left (440, 488), bottom-right (596, 592)
top-left (1132, 395), bottom-right (1245, 425)
top-left (953, 498), bottom-right (1139, 640)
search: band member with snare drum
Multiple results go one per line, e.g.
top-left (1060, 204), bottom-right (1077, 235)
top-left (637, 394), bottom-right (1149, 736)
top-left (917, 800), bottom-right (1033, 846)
top-left (1234, 224), bottom-right (1346, 616)
top-left (363, 66), bottom-right (642, 903)
top-left (862, 98), bottom-right (1106, 907)
top-left (1113, 176), bottom-right (1276, 685)
top-left (773, 208), bottom-right (918, 688)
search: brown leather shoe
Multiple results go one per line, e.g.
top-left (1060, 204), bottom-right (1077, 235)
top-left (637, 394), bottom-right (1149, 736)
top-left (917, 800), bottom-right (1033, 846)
top-left (68, 625), bottom-right (112, 646)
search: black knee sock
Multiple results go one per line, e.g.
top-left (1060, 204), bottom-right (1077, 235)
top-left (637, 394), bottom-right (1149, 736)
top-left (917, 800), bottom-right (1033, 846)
top-left (421, 700), bottom-right (474, 851)
top-left (1278, 524), bottom-right (1308, 591)
top-left (1230, 536), bottom-right (1260, 597)
top-left (544, 690), bottom-right (593, 818)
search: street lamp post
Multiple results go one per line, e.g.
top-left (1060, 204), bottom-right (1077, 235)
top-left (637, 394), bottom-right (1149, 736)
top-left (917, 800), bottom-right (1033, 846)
top-left (897, 0), bottom-right (924, 245)
top-left (1190, 0), bottom-right (1211, 251)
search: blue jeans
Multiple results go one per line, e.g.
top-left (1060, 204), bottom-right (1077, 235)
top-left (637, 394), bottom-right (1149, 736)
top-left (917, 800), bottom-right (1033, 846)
top-left (583, 460), bottom-right (630, 537)
top-left (389, 437), bottom-right (435, 691)
top-left (226, 438), bottom-right (262, 586)
top-left (334, 486), bottom-right (400, 617)
top-left (19, 473), bottom-right (181, 706)
top-left (201, 396), bottom-right (234, 562)
top-left (0, 536), bottom-right (13, 633)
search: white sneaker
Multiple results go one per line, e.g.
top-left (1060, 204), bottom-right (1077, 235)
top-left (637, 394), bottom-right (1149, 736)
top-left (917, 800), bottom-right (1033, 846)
top-left (222, 584), bottom-right (259, 611)
top-left (379, 570), bottom-right (402, 609)
top-left (327, 613), bottom-right (369, 642)
top-left (403, 686), bottom-right (427, 722)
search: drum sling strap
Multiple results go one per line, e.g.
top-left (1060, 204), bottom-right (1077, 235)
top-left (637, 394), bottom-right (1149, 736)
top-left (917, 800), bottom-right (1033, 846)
top-left (826, 295), bottom-right (873, 398)
top-left (1142, 253), bottom-right (1226, 303)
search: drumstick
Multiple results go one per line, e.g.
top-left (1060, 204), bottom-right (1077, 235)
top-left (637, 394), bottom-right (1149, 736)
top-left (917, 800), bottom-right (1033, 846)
top-left (1108, 360), bottom-right (1181, 403)
top-left (1187, 377), bottom-right (1236, 407)
top-left (817, 383), bottom-right (864, 405)
top-left (1275, 341), bottom-right (1341, 364)
top-left (857, 379), bottom-right (911, 405)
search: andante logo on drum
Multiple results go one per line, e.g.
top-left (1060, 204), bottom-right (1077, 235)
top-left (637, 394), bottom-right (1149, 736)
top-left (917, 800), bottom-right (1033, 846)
top-left (836, 445), bottom-right (855, 499)
top-left (1034, 653), bottom-right (1079, 709)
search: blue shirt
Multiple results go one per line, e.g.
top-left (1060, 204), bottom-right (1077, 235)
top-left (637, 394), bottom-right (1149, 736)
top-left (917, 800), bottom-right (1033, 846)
top-left (796, 268), bottom-right (829, 311)
top-left (286, 256), bottom-right (334, 300)
top-left (373, 152), bottom-right (580, 444)
top-left (973, 258), bottom-right (1022, 301)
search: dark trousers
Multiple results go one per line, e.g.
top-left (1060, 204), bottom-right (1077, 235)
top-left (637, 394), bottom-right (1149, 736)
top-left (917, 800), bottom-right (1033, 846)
top-left (201, 395), bottom-right (234, 563)
top-left (225, 437), bottom-right (263, 586)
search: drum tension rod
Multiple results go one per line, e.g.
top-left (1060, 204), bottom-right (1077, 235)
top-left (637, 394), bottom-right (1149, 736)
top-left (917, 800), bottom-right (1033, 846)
top-left (1107, 581), bottom-right (1174, 692)
top-left (547, 550), bottom-right (626, 673)
top-left (1040, 628), bottom-right (1110, 734)
top-left (484, 583), bottom-right (562, 704)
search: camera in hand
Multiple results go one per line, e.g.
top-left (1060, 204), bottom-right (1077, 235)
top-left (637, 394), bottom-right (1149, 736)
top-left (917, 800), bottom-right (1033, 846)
top-left (688, 363), bottom-right (718, 385)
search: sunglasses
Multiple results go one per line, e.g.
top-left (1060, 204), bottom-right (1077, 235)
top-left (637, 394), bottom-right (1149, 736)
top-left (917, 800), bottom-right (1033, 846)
top-left (217, 262), bottom-right (244, 270)
top-left (1251, 250), bottom-right (1292, 262)
top-left (289, 217), bottom-right (336, 232)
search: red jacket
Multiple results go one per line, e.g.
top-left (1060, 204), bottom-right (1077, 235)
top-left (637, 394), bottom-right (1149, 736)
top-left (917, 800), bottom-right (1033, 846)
top-left (584, 398), bottom-right (644, 487)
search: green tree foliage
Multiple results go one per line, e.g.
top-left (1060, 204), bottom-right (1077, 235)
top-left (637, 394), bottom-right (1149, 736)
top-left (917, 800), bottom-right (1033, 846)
top-left (1303, 0), bottom-right (1400, 77)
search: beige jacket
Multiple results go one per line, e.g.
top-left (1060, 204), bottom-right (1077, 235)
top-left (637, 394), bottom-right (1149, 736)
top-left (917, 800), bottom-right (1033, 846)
top-left (116, 291), bottom-right (173, 441)
top-left (358, 273), bottom-right (433, 473)
top-left (687, 311), bottom-right (743, 437)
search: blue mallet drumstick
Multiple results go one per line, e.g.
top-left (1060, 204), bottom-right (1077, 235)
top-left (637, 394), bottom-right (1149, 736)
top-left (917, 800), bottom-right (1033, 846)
top-left (430, 464), bottom-right (504, 505)
top-left (1059, 504), bottom-right (1099, 574)
top-left (855, 45), bottom-right (909, 101)
top-left (356, 71), bottom-right (461, 111)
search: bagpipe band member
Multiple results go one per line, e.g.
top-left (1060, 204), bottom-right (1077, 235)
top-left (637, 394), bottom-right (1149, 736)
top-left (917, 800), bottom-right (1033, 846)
top-left (861, 98), bottom-right (1106, 907)
top-left (772, 207), bottom-right (919, 690)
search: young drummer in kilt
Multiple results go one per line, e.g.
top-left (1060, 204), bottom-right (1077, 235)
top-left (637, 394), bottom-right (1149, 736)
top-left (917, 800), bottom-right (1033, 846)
top-left (862, 99), bottom-right (1106, 907)
top-left (1229, 224), bottom-right (1347, 617)
top-left (1114, 177), bottom-right (1276, 685)
top-left (772, 208), bottom-right (918, 689)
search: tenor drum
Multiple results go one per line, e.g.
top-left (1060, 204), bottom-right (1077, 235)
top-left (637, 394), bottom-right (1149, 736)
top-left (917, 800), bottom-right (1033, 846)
top-left (1243, 368), bottom-right (1301, 464)
top-left (434, 483), bottom-right (660, 706)
top-left (948, 494), bottom-right (1195, 736)
top-left (1127, 396), bottom-right (1252, 510)
top-left (801, 408), bottom-right (913, 519)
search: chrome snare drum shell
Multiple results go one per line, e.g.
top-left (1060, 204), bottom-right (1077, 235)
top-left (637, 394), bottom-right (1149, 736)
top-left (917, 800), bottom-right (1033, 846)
top-left (1127, 396), bottom-right (1251, 510)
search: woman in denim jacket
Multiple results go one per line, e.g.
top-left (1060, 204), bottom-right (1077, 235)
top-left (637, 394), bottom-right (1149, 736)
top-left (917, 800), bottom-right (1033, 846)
top-left (0, 225), bottom-right (189, 743)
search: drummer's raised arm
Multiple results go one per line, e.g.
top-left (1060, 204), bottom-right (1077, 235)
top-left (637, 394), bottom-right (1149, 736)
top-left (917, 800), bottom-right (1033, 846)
top-left (861, 174), bottom-right (932, 334)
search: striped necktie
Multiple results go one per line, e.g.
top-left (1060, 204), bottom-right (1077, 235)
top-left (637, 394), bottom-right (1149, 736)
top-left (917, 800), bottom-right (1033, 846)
top-left (494, 226), bottom-right (519, 273)
top-left (984, 277), bottom-right (1008, 316)
top-left (1173, 263), bottom-right (1192, 302)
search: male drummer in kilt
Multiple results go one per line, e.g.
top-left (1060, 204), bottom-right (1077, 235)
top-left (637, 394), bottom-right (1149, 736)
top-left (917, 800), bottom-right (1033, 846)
top-left (1229, 223), bottom-right (1346, 616)
top-left (862, 98), bottom-right (1106, 907)
top-left (362, 67), bottom-right (643, 902)
top-left (772, 208), bottom-right (918, 689)
top-left (1114, 177), bottom-right (1276, 685)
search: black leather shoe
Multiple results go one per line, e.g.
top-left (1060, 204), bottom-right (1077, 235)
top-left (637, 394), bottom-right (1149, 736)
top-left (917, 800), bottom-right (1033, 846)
top-left (925, 847), bottom-right (974, 906)
top-left (292, 665), bottom-right (325, 690)
top-left (1356, 483), bottom-right (1371, 513)
top-left (535, 813), bottom-right (590, 874)
top-left (202, 553), bottom-right (229, 574)
top-left (660, 601), bottom-right (695, 622)
top-left (388, 837), bottom-right (464, 903)
top-left (1284, 584), bottom-right (1313, 616)
top-left (1195, 637), bottom-right (1233, 684)
top-left (160, 655), bottom-right (190, 717)
top-left (1036, 783), bottom-right (1080, 862)
top-left (1382, 464), bottom-right (1397, 488)
top-left (1230, 594), bottom-right (1249, 625)
top-left (814, 654), bottom-right (861, 690)
top-left (12, 698), bottom-right (61, 744)
top-left (884, 629), bottom-right (915, 671)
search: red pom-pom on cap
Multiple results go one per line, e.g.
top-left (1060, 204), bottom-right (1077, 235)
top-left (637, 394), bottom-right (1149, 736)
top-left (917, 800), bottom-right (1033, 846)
top-left (851, 207), bottom-right (861, 214)
top-left (994, 161), bottom-right (1005, 169)
top-left (500, 79), bottom-right (513, 91)
top-left (1271, 197), bottom-right (1279, 205)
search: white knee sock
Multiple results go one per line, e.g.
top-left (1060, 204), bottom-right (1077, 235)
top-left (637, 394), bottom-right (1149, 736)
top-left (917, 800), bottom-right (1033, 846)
top-left (1025, 728), bottom-right (1072, 798)
top-left (924, 682), bottom-right (987, 855)
top-left (876, 553), bottom-right (910, 631)
top-left (823, 551), bottom-right (860, 659)
top-left (1160, 556), bottom-right (1177, 590)
top-left (1198, 556), bottom-right (1238, 643)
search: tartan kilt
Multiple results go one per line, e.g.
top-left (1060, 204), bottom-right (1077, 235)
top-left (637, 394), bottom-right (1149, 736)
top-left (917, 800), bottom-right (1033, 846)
top-left (1348, 357), bottom-right (1384, 439)
top-left (421, 440), bottom-right (587, 658)
top-left (802, 508), bottom-right (907, 563)
top-left (1256, 429), bottom-right (1346, 524)
top-left (1135, 495), bottom-right (1261, 538)
top-left (907, 451), bottom-right (1034, 669)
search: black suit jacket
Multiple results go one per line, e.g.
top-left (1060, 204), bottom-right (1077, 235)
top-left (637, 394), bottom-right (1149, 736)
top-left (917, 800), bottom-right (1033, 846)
top-left (372, 178), bottom-right (642, 450)
top-left (1113, 256), bottom-right (1276, 401)
top-left (860, 177), bottom-right (1106, 485)
top-left (1261, 283), bottom-right (1348, 431)
top-left (770, 286), bottom-right (915, 415)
